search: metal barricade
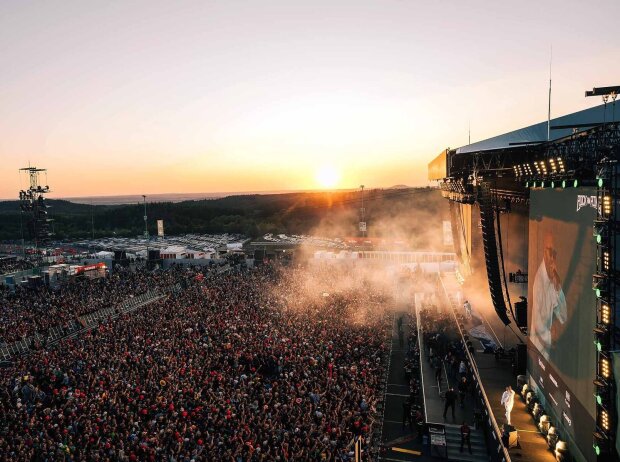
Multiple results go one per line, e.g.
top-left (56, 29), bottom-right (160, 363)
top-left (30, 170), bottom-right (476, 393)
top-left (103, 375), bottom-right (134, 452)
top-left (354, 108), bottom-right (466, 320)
top-left (2, 286), bottom-right (169, 360)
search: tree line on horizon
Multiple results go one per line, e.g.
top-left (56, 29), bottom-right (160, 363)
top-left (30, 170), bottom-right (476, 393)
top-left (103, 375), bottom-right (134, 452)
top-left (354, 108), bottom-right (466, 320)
top-left (0, 187), bottom-right (448, 249)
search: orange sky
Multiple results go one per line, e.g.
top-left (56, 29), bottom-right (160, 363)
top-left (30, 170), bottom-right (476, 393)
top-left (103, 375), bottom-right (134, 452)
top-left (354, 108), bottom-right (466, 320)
top-left (1, 0), bottom-right (619, 199)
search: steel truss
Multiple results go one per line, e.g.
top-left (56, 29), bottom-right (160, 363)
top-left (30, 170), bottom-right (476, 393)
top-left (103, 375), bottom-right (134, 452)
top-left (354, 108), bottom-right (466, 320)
top-left (593, 160), bottom-right (619, 459)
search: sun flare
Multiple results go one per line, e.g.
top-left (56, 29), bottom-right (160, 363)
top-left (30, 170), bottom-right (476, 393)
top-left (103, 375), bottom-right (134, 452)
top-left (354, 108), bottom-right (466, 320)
top-left (315, 165), bottom-right (340, 189)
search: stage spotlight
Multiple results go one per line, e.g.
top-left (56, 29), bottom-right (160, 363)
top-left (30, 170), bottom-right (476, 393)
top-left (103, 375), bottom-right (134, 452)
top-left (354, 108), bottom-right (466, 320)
top-left (549, 158), bottom-right (557, 173)
top-left (602, 196), bottom-right (612, 216)
top-left (595, 339), bottom-right (602, 353)
top-left (602, 251), bottom-right (610, 272)
top-left (528, 396), bottom-right (539, 413)
top-left (594, 325), bottom-right (610, 354)
top-left (600, 357), bottom-right (611, 379)
top-left (601, 304), bottom-right (611, 325)
top-left (526, 164), bottom-right (532, 176)
top-left (521, 384), bottom-right (529, 398)
top-left (593, 220), bottom-right (607, 244)
top-left (547, 427), bottom-right (559, 449)
top-left (592, 274), bottom-right (607, 298)
top-left (557, 157), bottom-right (565, 173)
top-left (600, 409), bottom-right (610, 431)
top-left (539, 415), bottom-right (551, 435)
top-left (555, 440), bottom-right (568, 462)
top-left (593, 431), bottom-right (610, 457)
top-left (533, 404), bottom-right (545, 422)
top-left (596, 287), bottom-right (605, 299)
top-left (594, 378), bottom-right (611, 408)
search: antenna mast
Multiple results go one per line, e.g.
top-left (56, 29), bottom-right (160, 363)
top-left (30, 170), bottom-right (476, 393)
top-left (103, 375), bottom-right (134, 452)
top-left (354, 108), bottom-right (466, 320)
top-left (547, 45), bottom-right (552, 141)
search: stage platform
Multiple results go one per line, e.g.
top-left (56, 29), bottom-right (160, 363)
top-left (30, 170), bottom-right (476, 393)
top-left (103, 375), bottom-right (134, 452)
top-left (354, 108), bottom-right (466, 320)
top-left (379, 304), bottom-right (488, 462)
top-left (417, 306), bottom-right (489, 462)
top-left (441, 274), bottom-right (557, 462)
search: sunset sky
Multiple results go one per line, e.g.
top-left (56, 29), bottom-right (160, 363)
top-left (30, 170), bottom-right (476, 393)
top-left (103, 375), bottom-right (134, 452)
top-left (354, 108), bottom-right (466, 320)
top-left (1, 0), bottom-right (619, 199)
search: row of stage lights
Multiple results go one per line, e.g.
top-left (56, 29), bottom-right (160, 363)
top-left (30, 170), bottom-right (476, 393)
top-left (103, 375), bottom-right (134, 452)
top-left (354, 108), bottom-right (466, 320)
top-left (513, 157), bottom-right (566, 179)
top-left (520, 384), bottom-right (569, 460)
top-left (592, 184), bottom-right (615, 457)
top-left (524, 178), bottom-right (607, 189)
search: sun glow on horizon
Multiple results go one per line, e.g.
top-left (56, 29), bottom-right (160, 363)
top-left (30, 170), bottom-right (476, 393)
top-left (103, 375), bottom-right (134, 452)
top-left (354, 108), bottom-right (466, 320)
top-left (315, 165), bottom-right (340, 189)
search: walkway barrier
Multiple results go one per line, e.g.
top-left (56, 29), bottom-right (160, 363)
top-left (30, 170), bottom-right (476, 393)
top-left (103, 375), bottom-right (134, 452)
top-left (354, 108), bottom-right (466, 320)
top-left (438, 273), bottom-right (512, 462)
top-left (375, 312), bottom-right (396, 457)
top-left (1, 289), bottom-right (165, 361)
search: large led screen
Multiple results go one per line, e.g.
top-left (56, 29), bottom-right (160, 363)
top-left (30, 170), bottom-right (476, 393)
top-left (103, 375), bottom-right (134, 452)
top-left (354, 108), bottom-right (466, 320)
top-left (528, 187), bottom-right (597, 462)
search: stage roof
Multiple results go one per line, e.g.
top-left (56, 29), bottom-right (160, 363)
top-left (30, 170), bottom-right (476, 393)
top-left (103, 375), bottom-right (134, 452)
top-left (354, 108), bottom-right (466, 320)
top-left (455, 102), bottom-right (619, 155)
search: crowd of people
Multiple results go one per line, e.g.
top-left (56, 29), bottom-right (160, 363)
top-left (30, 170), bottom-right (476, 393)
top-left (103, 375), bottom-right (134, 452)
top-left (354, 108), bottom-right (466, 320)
top-left (0, 263), bottom-right (390, 461)
top-left (419, 304), bottom-right (483, 454)
top-left (420, 309), bottom-right (474, 418)
top-left (0, 267), bottom-right (181, 344)
top-left (0, 258), bottom-right (35, 276)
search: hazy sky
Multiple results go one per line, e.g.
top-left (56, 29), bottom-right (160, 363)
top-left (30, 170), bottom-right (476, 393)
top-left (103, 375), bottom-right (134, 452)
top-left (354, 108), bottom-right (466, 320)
top-left (1, 0), bottom-right (619, 198)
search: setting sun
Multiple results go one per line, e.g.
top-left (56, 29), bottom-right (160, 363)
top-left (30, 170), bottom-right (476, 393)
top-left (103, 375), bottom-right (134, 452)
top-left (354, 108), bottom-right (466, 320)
top-left (315, 165), bottom-right (340, 189)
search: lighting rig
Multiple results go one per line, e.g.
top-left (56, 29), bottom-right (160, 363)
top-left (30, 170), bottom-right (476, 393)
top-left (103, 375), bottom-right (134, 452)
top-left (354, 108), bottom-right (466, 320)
top-left (18, 166), bottom-right (53, 252)
top-left (439, 178), bottom-right (476, 204)
top-left (592, 159), bottom-right (619, 459)
top-left (513, 128), bottom-right (605, 189)
top-left (512, 89), bottom-right (620, 460)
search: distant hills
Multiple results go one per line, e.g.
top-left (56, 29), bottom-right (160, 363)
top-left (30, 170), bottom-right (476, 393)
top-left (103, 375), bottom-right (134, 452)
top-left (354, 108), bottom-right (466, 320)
top-left (0, 187), bottom-right (412, 206)
top-left (12, 188), bottom-right (366, 206)
top-left (0, 187), bottom-right (447, 249)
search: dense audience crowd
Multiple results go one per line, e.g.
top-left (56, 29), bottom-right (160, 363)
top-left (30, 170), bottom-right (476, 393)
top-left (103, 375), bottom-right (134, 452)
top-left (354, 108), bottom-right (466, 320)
top-left (0, 268), bottom-right (181, 344)
top-left (0, 264), bottom-right (390, 461)
top-left (0, 258), bottom-right (35, 275)
top-left (420, 304), bottom-right (478, 425)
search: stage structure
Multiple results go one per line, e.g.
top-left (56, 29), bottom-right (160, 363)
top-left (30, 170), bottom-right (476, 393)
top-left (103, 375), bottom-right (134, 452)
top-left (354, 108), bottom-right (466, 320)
top-left (429, 89), bottom-right (620, 462)
top-left (19, 166), bottom-right (53, 251)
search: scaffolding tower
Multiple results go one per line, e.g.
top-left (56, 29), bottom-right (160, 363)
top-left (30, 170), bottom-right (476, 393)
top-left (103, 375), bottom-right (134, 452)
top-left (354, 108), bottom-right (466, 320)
top-left (19, 166), bottom-right (53, 251)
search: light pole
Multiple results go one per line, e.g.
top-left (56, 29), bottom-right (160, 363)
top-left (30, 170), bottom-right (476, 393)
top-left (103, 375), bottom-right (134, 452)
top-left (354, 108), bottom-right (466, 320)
top-left (359, 185), bottom-right (366, 238)
top-left (143, 195), bottom-right (149, 266)
top-left (142, 195), bottom-right (148, 239)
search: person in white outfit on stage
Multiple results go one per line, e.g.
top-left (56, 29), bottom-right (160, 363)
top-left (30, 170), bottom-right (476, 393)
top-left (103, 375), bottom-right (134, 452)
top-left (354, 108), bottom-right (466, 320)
top-left (463, 300), bottom-right (472, 320)
top-left (501, 386), bottom-right (515, 425)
